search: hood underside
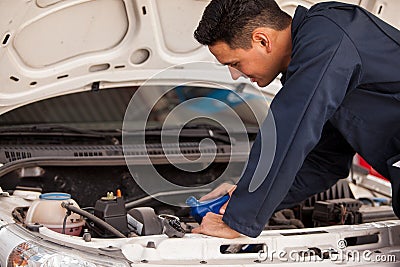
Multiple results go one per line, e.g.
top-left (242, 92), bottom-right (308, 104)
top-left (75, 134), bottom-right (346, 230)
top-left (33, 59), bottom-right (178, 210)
top-left (0, 0), bottom-right (223, 115)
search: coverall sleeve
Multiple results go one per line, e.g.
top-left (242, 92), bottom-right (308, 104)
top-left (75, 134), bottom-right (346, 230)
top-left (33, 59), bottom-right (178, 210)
top-left (222, 17), bottom-right (362, 237)
top-left (276, 121), bottom-right (355, 210)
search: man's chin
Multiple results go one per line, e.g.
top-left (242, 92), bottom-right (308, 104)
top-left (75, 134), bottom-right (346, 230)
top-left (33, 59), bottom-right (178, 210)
top-left (256, 81), bottom-right (268, 87)
top-left (250, 78), bottom-right (268, 87)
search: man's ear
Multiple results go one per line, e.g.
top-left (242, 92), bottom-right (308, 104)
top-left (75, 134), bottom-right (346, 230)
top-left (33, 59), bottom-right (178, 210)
top-left (252, 29), bottom-right (271, 53)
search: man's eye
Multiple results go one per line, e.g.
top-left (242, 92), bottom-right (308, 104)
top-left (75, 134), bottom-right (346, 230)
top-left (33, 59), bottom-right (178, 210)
top-left (231, 62), bottom-right (239, 67)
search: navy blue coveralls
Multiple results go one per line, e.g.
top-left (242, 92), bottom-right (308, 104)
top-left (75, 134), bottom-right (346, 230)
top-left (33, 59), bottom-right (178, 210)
top-left (223, 2), bottom-right (400, 237)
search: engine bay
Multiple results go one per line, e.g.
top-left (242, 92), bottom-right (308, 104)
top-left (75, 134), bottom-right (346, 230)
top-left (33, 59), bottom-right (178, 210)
top-left (5, 163), bottom-right (397, 242)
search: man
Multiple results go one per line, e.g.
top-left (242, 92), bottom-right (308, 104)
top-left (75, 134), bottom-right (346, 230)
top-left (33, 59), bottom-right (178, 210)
top-left (191, 0), bottom-right (400, 238)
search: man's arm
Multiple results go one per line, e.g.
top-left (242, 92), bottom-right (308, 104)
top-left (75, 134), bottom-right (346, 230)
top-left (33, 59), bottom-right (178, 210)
top-left (222, 16), bottom-right (362, 237)
top-left (277, 121), bottom-right (355, 210)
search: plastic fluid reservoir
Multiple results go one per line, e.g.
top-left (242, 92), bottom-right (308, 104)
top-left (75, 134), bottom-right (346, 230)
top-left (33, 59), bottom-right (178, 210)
top-left (186, 194), bottom-right (230, 223)
top-left (25, 193), bottom-right (84, 236)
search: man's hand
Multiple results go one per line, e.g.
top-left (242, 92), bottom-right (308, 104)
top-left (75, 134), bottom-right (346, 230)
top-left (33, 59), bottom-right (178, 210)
top-left (192, 182), bottom-right (239, 238)
top-left (192, 212), bottom-right (240, 239)
top-left (200, 182), bottom-right (236, 214)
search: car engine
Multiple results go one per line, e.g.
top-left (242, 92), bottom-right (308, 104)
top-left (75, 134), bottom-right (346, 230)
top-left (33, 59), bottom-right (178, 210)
top-left (7, 164), bottom-right (397, 240)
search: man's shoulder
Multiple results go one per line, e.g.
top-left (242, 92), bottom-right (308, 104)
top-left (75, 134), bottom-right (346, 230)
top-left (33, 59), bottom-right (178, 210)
top-left (308, 1), bottom-right (357, 14)
top-left (306, 1), bottom-right (400, 46)
top-left (293, 1), bottom-right (365, 36)
top-left (293, 1), bottom-right (357, 31)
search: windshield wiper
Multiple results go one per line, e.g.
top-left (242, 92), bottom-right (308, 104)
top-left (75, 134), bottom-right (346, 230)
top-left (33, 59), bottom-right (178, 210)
top-left (179, 125), bottom-right (233, 145)
top-left (0, 124), bottom-right (121, 144)
top-left (124, 124), bottom-right (234, 145)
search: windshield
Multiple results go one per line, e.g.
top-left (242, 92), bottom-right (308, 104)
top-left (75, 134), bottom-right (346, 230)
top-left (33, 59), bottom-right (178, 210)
top-left (0, 85), bottom-right (270, 132)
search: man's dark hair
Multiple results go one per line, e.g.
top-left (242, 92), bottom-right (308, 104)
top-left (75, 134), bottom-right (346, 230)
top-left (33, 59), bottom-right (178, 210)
top-left (194, 0), bottom-right (291, 49)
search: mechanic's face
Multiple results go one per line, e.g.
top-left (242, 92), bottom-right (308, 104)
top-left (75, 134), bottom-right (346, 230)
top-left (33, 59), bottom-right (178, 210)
top-left (209, 30), bottom-right (290, 87)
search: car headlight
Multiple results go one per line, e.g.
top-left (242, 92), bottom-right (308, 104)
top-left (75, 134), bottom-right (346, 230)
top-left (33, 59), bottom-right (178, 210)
top-left (8, 241), bottom-right (130, 267)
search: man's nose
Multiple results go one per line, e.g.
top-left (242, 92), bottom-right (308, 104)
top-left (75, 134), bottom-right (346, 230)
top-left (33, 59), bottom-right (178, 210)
top-left (228, 66), bottom-right (244, 80)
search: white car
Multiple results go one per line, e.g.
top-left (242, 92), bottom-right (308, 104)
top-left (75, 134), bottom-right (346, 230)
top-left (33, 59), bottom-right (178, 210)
top-left (0, 0), bottom-right (399, 266)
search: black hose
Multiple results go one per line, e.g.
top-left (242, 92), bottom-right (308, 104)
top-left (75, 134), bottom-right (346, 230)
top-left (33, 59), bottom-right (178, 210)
top-left (61, 202), bottom-right (126, 238)
top-left (62, 208), bottom-right (72, 235)
top-left (62, 213), bottom-right (68, 234)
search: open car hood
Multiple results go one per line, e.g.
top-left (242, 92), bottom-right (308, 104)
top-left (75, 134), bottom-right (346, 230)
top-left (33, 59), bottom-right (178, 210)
top-left (1, 0), bottom-right (400, 115)
top-left (0, 0), bottom-right (238, 115)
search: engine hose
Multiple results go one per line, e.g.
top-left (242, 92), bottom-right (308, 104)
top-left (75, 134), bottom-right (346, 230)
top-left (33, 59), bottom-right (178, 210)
top-left (61, 202), bottom-right (126, 238)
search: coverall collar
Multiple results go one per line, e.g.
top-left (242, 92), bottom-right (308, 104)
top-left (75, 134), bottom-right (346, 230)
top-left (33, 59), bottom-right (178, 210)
top-left (291, 5), bottom-right (308, 38)
top-left (280, 5), bottom-right (308, 85)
